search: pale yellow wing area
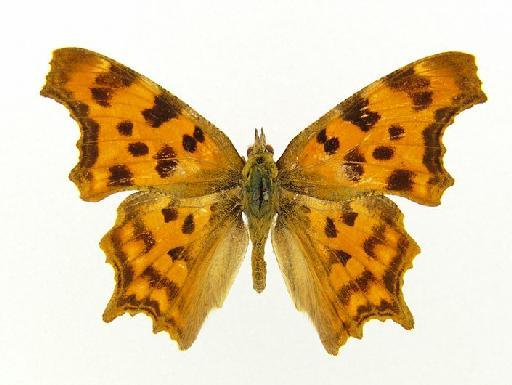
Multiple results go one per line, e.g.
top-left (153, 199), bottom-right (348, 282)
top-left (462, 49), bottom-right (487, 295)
top-left (277, 52), bottom-right (486, 206)
top-left (41, 48), bottom-right (243, 201)
top-left (272, 189), bottom-right (419, 354)
top-left (101, 188), bottom-right (248, 349)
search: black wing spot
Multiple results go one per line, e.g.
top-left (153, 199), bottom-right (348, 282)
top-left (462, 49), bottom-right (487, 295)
top-left (333, 249), bottom-right (351, 266)
top-left (142, 94), bottom-right (180, 128)
top-left (388, 124), bottom-right (404, 140)
top-left (117, 120), bottom-right (133, 136)
top-left (128, 142), bottom-right (149, 156)
top-left (182, 214), bottom-right (195, 234)
top-left (168, 246), bottom-right (185, 261)
top-left (316, 128), bottom-right (327, 144)
top-left (372, 146), bottom-right (394, 160)
top-left (324, 217), bottom-right (338, 238)
top-left (161, 208), bottom-right (178, 222)
top-left (108, 165), bottom-right (133, 186)
top-left (90, 87), bottom-right (112, 107)
top-left (193, 126), bottom-right (205, 142)
top-left (387, 169), bottom-right (414, 191)
top-left (341, 94), bottom-right (381, 132)
top-left (324, 137), bottom-right (340, 154)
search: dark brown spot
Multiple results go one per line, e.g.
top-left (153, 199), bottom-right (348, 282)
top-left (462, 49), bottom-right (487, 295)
top-left (108, 165), bottom-right (133, 186)
top-left (333, 249), bottom-right (351, 266)
top-left (182, 214), bottom-right (195, 234)
top-left (166, 282), bottom-right (179, 301)
top-left (387, 169), bottom-right (415, 191)
top-left (118, 294), bottom-right (138, 308)
top-left (372, 146), bottom-right (394, 160)
top-left (182, 135), bottom-right (197, 152)
top-left (341, 94), bottom-right (380, 132)
top-left (193, 126), bottom-right (205, 142)
top-left (155, 159), bottom-right (178, 178)
top-left (80, 118), bottom-right (100, 168)
top-left (137, 230), bottom-right (156, 253)
top-left (90, 87), bottom-right (112, 107)
top-left (386, 67), bottom-right (430, 91)
top-left (324, 137), bottom-right (340, 154)
top-left (142, 266), bottom-right (160, 286)
top-left (95, 64), bottom-right (136, 88)
top-left (142, 266), bottom-right (179, 302)
top-left (155, 145), bottom-right (176, 160)
top-left (324, 217), bottom-right (338, 238)
top-left (142, 94), bottom-right (180, 128)
top-left (377, 299), bottom-right (397, 313)
top-left (412, 91), bottom-right (433, 110)
top-left (342, 164), bottom-right (364, 182)
top-left (342, 147), bottom-right (366, 181)
top-left (341, 211), bottom-right (357, 226)
top-left (363, 236), bottom-right (381, 258)
top-left (338, 282), bottom-right (358, 305)
top-left (69, 102), bottom-right (89, 116)
top-left (128, 142), bottom-right (149, 156)
top-left (167, 246), bottom-right (185, 261)
top-left (316, 128), bottom-right (327, 144)
top-left (386, 67), bottom-right (433, 110)
top-left (161, 208), bottom-right (178, 222)
top-left (388, 124), bottom-right (404, 140)
top-left (117, 120), bottom-right (133, 136)
top-left (355, 271), bottom-right (375, 291)
top-left (154, 145), bottom-right (178, 178)
top-left (344, 147), bottom-right (366, 163)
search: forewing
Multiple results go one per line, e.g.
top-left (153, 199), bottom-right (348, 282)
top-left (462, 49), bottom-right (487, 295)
top-left (101, 188), bottom-right (248, 349)
top-left (272, 189), bottom-right (419, 354)
top-left (277, 52), bottom-right (486, 206)
top-left (41, 48), bottom-right (243, 201)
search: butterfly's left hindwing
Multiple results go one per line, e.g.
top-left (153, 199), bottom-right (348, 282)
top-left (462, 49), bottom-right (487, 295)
top-left (41, 48), bottom-right (243, 201)
top-left (101, 188), bottom-right (248, 349)
top-left (272, 189), bottom-right (419, 354)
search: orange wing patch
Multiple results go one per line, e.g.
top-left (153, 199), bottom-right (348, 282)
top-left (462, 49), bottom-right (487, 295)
top-left (41, 48), bottom-right (243, 201)
top-left (278, 52), bottom-right (487, 206)
top-left (272, 189), bottom-right (419, 354)
top-left (101, 188), bottom-right (248, 349)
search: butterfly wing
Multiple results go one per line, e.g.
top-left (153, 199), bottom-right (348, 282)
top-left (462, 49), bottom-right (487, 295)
top-left (272, 189), bottom-right (419, 354)
top-left (41, 48), bottom-right (243, 201)
top-left (101, 187), bottom-right (248, 349)
top-left (277, 52), bottom-right (486, 206)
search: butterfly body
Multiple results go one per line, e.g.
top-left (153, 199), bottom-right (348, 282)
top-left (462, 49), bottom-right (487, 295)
top-left (42, 48), bottom-right (486, 354)
top-left (242, 129), bottom-right (278, 292)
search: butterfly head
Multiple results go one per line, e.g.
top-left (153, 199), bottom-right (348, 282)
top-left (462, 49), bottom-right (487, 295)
top-left (247, 128), bottom-right (274, 158)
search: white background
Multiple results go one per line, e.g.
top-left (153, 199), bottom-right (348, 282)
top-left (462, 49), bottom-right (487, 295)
top-left (1, 1), bottom-right (511, 384)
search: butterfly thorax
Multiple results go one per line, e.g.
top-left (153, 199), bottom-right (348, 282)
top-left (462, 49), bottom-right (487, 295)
top-left (242, 129), bottom-right (277, 293)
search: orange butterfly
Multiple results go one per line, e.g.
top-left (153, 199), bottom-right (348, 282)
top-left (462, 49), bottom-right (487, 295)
top-left (41, 48), bottom-right (486, 354)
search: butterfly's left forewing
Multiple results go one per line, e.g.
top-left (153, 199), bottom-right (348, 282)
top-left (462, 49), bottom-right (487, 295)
top-left (41, 48), bottom-right (243, 201)
top-left (101, 188), bottom-right (248, 349)
top-left (272, 190), bottom-right (419, 354)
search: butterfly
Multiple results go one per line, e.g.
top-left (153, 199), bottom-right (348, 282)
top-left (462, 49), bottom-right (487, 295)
top-left (41, 48), bottom-right (486, 354)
